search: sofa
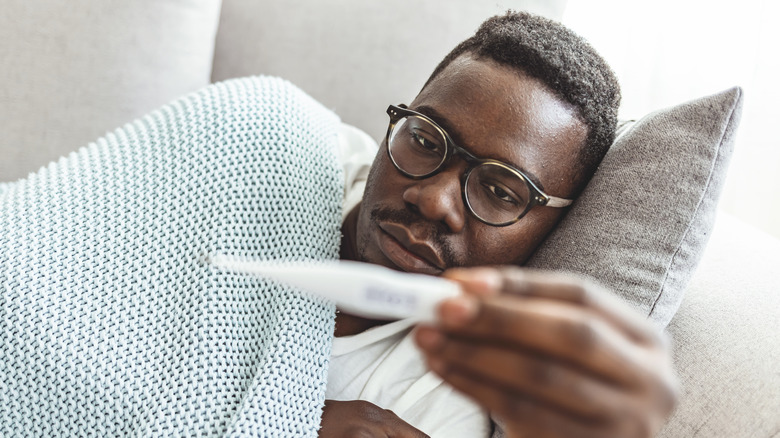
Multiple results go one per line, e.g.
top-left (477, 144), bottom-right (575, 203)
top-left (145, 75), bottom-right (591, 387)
top-left (2, 1), bottom-right (778, 436)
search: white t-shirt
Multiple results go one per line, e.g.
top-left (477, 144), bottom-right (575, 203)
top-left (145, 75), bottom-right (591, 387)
top-left (329, 123), bottom-right (491, 437)
top-left (336, 122), bottom-right (376, 222)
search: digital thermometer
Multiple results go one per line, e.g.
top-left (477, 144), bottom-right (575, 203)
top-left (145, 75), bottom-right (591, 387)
top-left (209, 255), bottom-right (460, 321)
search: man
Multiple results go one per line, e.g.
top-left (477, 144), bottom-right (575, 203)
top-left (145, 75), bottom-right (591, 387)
top-left (0, 10), bottom-right (676, 438)
top-left (321, 11), bottom-right (678, 438)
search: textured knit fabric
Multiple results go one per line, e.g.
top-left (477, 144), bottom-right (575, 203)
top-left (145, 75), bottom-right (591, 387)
top-left (0, 76), bottom-right (343, 437)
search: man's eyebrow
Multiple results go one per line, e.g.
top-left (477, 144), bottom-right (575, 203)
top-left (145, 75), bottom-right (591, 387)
top-left (410, 104), bottom-right (546, 190)
top-left (412, 105), bottom-right (463, 143)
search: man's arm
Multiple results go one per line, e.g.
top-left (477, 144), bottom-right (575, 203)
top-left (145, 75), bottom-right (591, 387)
top-left (415, 267), bottom-right (678, 438)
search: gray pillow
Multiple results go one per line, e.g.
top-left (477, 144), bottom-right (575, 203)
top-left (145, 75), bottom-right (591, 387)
top-left (528, 87), bottom-right (744, 327)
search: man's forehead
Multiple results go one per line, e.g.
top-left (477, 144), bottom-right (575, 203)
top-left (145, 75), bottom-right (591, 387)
top-left (410, 55), bottom-right (588, 194)
top-left (414, 55), bottom-right (581, 136)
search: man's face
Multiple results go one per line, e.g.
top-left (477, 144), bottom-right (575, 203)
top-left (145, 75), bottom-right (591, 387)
top-left (353, 54), bottom-right (588, 275)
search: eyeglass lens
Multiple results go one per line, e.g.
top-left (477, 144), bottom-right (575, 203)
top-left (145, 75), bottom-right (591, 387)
top-left (388, 115), bottom-right (531, 225)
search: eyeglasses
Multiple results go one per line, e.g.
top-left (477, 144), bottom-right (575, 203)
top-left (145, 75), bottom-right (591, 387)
top-left (385, 104), bottom-right (573, 227)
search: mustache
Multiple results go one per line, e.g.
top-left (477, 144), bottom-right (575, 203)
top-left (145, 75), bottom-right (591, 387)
top-left (370, 206), bottom-right (459, 268)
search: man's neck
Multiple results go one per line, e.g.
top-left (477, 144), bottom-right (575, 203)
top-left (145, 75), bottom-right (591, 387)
top-left (333, 312), bottom-right (387, 337)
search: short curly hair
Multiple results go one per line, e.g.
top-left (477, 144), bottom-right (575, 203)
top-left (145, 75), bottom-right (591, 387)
top-left (424, 11), bottom-right (621, 192)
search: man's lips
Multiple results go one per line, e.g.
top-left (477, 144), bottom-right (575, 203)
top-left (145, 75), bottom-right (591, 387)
top-left (377, 222), bottom-right (446, 275)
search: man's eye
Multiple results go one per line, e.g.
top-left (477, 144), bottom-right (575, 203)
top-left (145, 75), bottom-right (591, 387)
top-left (410, 131), bottom-right (443, 154)
top-left (485, 183), bottom-right (520, 205)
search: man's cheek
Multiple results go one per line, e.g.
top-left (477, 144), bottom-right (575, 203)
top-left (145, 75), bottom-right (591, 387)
top-left (367, 167), bottom-right (406, 207)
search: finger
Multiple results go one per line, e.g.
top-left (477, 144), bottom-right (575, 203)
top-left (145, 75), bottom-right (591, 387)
top-left (495, 267), bottom-right (664, 346)
top-left (426, 363), bottom-right (612, 438)
top-left (435, 365), bottom-right (663, 438)
top-left (443, 267), bottom-right (502, 297)
top-left (435, 295), bottom-right (654, 387)
top-left (415, 326), bottom-right (631, 420)
top-left (443, 266), bottom-right (663, 347)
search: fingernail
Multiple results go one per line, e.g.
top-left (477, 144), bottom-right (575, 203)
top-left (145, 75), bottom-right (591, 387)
top-left (440, 295), bottom-right (479, 326)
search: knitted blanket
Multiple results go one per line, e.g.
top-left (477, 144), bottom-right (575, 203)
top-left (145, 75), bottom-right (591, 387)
top-left (0, 77), bottom-right (344, 437)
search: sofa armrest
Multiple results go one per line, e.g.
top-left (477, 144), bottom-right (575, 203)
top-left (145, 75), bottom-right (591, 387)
top-left (659, 213), bottom-right (780, 437)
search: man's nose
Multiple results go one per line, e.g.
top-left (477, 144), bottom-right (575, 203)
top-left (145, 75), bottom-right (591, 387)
top-left (402, 164), bottom-right (467, 233)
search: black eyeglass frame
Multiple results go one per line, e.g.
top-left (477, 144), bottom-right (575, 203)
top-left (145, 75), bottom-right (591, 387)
top-left (385, 104), bottom-right (573, 227)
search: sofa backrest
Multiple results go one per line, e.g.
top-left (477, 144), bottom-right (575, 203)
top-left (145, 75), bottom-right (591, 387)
top-left (0, 0), bottom-right (222, 182)
top-left (0, 0), bottom-right (564, 182)
top-left (211, 0), bottom-right (566, 143)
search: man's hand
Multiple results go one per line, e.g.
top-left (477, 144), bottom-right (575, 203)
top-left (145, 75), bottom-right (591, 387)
top-left (414, 267), bottom-right (678, 438)
top-left (319, 399), bottom-right (430, 438)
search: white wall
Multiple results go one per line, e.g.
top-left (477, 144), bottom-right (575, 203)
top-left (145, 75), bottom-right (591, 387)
top-left (563, 0), bottom-right (780, 239)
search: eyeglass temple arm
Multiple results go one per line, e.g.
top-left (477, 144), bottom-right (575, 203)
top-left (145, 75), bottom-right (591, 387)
top-left (543, 196), bottom-right (573, 208)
